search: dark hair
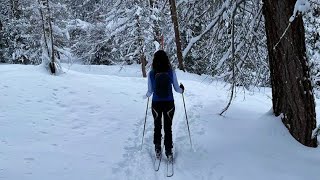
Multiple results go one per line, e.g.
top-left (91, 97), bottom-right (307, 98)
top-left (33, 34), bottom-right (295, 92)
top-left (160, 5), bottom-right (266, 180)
top-left (152, 50), bottom-right (171, 73)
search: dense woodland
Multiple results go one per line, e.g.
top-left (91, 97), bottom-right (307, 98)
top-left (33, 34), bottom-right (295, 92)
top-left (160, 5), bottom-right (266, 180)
top-left (0, 0), bottom-right (318, 85)
top-left (0, 0), bottom-right (320, 146)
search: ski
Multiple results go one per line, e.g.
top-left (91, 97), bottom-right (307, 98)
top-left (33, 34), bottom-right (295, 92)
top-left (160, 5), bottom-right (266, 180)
top-left (154, 152), bottom-right (162, 171)
top-left (166, 155), bottom-right (174, 177)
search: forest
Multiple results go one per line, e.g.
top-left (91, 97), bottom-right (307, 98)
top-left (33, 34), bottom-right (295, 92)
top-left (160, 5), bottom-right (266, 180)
top-left (0, 0), bottom-right (317, 84)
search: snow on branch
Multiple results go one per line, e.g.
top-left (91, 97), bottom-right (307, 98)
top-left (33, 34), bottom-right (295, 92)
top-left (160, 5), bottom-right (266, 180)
top-left (182, 0), bottom-right (232, 58)
top-left (274, 0), bottom-right (311, 50)
top-left (312, 125), bottom-right (320, 138)
top-left (135, 5), bottom-right (142, 16)
top-left (289, 0), bottom-right (311, 22)
top-left (309, 0), bottom-right (320, 5)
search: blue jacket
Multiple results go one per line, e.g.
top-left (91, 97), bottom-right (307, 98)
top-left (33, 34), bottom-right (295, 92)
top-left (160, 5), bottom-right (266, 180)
top-left (146, 69), bottom-right (183, 102)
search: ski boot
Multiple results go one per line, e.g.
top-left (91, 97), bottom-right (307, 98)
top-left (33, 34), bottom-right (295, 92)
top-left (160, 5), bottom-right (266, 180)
top-left (155, 144), bottom-right (161, 159)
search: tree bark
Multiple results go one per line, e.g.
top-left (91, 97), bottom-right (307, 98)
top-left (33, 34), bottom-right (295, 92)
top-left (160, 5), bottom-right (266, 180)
top-left (38, 0), bottom-right (56, 74)
top-left (0, 19), bottom-right (3, 61)
top-left (135, 8), bottom-right (147, 77)
top-left (263, 0), bottom-right (317, 147)
top-left (169, 0), bottom-right (184, 71)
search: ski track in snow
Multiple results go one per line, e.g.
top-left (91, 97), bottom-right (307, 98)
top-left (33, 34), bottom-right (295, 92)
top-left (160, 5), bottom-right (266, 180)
top-left (112, 89), bottom-right (206, 180)
top-left (112, 79), bottom-right (231, 180)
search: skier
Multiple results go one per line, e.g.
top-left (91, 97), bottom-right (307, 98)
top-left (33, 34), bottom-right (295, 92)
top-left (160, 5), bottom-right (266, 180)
top-left (145, 50), bottom-right (184, 161)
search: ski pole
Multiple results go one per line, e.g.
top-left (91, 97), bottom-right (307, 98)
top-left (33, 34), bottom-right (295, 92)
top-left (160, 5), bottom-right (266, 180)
top-left (182, 93), bottom-right (193, 150)
top-left (141, 97), bottom-right (149, 150)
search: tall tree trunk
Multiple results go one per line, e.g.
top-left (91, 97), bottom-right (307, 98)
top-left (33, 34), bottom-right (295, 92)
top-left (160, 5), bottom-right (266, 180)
top-left (169, 0), bottom-right (184, 71)
top-left (0, 19), bottom-right (3, 61)
top-left (263, 0), bottom-right (317, 147)
top-left (38, 0), bottom-right (56, 74)
top-left (135, 6), bottom-right (147, 78)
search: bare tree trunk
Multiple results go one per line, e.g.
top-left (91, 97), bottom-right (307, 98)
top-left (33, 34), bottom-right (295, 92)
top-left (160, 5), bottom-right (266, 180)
top-left (38, 0), bottom-right (56, 74)
top-left (141, 54), bottom-right (147, 77)
top-left (263, 0), bottom-right (317, 147)
top-left (135, 7), bottom-right (147, 77)
top-left (220, 4), bottom-right (237, 116)
top-left (0, 19), bottom-right (3, 61)
top-left (169, 0), bottom-right (184, 71)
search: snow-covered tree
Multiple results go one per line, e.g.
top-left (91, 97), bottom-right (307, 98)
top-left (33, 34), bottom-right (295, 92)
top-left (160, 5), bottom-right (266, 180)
top-left (305, 2), bottom-right (320, 93)
top-left (67, 0), bottom-right (124, 65)
top-left (173, 1), bottom-right (269, 89)
top-left (0, 13), bottom-right (6, 62)
top-left (1, 0), bottom-right (42, 64)
top-left (0, 0), bottom-right (318, 99)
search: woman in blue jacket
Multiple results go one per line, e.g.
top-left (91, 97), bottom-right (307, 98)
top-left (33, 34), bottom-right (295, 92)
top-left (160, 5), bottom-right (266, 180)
top-left (146, 50), bottom-right (184, 159)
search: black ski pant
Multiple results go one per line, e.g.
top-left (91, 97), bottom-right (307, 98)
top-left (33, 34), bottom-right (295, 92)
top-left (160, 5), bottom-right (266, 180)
top-left (151, 101), bottom-right (175, 154)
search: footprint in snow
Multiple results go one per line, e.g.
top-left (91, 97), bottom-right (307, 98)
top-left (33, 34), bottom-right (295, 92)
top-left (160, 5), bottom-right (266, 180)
top-left (57, 102), bottom-right (67, 108)
top-left (24, 157), bottom-right (35, 161)
top-left (120, 91), bottom-right (129, 96)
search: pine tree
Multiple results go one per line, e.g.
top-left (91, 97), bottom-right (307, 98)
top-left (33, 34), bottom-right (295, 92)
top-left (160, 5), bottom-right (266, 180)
top-left (169, 0), bottom-right (184, 71)
top-left (2, 0), bottom-right (42, 64)
top-left (263, 0), bottom-right (317, 147)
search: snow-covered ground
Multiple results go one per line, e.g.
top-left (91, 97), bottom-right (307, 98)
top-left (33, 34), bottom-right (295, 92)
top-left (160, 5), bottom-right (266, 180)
top-left (0, 64), bottom-right (319, 180)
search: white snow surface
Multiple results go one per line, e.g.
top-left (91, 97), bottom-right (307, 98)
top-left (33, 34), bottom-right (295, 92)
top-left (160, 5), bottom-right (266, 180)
top-left (0, 64), bottom-right (319, 180)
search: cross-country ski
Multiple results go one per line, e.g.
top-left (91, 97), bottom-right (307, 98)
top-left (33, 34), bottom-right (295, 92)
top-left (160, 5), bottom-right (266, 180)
top-left (166, 155), bottom-right (174, 177)
top-left (154, 149), bottom-right (162, 171)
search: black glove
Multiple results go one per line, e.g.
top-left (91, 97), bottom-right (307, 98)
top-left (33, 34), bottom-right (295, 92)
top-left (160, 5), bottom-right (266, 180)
top-left (180, 83), bottom-right (185, 93)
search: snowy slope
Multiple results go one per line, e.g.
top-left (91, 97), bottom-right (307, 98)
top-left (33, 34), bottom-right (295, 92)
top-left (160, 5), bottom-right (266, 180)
top-left (0, 64), bottom-right (319, 180)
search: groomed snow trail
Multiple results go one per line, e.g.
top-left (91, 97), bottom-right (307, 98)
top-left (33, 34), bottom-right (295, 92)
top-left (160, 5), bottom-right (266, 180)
top-left (111, 82), bottom-right (205, 180)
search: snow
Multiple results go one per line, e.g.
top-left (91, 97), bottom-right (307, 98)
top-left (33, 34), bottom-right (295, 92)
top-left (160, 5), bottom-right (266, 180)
top-left (0, 64), bottom-right (319, 180)
top-left (289, 0), bottom-right (311, 22)
top-left (153, 41), bottom-right (160, 51)
top-left (72, 19), bottom-right (93, 30)
top-left (150, 15), bottom-right (158, 21)
top-left (135, 6), bottom-right (142, 16)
